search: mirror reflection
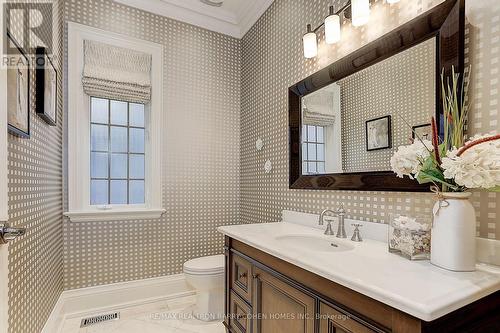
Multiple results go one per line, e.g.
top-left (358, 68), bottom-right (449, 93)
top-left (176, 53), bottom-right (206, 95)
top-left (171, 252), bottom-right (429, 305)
top-left (301, 37), bottom-right (436, 175)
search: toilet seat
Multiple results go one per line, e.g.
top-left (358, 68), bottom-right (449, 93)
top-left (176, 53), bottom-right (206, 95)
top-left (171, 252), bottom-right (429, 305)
top-left (183, 254), bottom-right (225, 275)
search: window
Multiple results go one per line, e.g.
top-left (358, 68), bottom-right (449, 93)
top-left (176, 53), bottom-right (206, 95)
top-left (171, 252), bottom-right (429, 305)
top-left (90, 97), bottom-right (145, 205)
top-left (65, 23), bottom-right (164, 222)
top-left (302, 125), bottom-right (326, 174)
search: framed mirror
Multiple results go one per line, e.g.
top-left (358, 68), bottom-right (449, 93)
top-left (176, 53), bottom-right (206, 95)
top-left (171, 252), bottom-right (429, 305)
top-left (289, 0), bottom-right (464, 191)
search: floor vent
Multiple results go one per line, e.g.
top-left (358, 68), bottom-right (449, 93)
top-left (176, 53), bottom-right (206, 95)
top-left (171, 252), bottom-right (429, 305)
top-left (80, 312), bottom-right (120, 328)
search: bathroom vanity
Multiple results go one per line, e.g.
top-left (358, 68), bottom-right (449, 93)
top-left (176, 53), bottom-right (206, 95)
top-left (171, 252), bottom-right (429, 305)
top-left (218, 214), bottom-right (500, 333)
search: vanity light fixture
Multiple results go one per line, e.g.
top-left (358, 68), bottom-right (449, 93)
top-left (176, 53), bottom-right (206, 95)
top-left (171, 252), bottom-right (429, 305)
top-left (351, 0), bottom-right (371, 26)
top-left (303, 24), bottom-right (318, 58)
top-left (386, 0), bottom-right (400, 3)
top-left (303, 1), bottom-right (373, 58)
top-left (325, 6), bottom-right (341, 44)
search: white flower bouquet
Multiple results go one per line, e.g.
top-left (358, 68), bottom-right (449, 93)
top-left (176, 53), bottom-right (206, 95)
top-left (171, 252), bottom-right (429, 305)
top-left (390, 67), bottom-right (500, 193)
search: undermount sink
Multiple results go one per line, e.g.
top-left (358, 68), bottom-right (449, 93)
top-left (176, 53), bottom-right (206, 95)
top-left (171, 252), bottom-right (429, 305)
top-left (275, 235), bottom-right (355, 252)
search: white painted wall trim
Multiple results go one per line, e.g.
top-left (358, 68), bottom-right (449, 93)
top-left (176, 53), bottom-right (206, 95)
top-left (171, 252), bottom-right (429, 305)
top-left (65, 22), bottom-right (164, 222)
top-left (64, 208), bottom-right (165, 222)
top-left (42, 274), bottom-right (194, 333)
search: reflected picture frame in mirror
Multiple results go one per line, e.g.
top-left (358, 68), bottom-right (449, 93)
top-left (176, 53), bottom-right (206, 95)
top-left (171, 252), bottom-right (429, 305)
top-left (365, 115), bottom-right (392, 152)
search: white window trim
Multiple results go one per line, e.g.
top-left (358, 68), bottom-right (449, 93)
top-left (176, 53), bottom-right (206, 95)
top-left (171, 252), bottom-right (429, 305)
top-left (65, 22), bottom-right (164, 222)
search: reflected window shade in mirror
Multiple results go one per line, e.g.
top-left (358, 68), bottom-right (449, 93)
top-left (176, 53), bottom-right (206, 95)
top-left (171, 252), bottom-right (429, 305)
top-left (83, 40), bottom-right (152, 103)
top-left (289, 0), bottom-right (465, 191)
top-left (302, 84), bottom-right (339, 126)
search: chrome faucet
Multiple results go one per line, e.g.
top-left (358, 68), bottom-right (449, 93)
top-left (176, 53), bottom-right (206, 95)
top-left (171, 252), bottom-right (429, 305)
top-left (335, 204), bottom-right (347, 238)
top-left (319, 204), bottom-right (347, 237)
top-left (319, 209), bottom-right (336, 235)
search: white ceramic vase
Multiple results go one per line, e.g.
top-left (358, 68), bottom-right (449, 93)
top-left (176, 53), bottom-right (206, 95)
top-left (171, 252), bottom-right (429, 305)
top-left (430, 192), bottom-right (476, 272)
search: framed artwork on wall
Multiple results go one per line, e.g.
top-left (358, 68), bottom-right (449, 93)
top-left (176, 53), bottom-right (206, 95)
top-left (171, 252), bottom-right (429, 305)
top-left (35, 47), bottom-right (57, 126)
top-left (6, 31), bottom-right (30, 137)
top-left (412, 123), bottom-right (432, 140)
top-left (365, 115), bottom-right (392, 151)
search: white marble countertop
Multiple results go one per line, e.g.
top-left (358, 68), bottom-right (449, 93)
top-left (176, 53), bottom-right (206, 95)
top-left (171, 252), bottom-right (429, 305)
top-left (218, 218), bottom-right (500, 321)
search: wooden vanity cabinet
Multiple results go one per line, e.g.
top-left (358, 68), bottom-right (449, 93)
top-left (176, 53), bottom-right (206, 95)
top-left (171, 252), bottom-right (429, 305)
top-left (224, 236), bottom-right (500, 333)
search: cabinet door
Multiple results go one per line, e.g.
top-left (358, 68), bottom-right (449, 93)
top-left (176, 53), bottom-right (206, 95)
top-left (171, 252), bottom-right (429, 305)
top-left (231, 254), bottom-right (253, 303)
top-left (253, 267), bottom-right (315, 333)
top-left (230, 290), bottom-right (252, 333)
top-left (319, 302), bottom-right (377, 333)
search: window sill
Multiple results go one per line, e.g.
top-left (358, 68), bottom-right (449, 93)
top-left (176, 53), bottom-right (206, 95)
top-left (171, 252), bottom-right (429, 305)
top-left (63, 208), bottom-right (166, 222)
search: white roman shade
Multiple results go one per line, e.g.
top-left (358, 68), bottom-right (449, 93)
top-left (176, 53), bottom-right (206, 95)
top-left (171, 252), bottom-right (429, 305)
top-left (302, 84), bottom-right (340, 126)
top-left (302, 109), bottom-right (336, 126)
top-left (82, 40), bottom-right (152, 103)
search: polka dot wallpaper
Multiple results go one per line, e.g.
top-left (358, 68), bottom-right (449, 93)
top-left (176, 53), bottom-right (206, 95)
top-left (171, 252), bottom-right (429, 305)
top-left (62, 0), bottom-right (241, 289)
top-left (240, 0), bottom-right (499, 240)
top-left (7, 1), bottom-right (64, 333)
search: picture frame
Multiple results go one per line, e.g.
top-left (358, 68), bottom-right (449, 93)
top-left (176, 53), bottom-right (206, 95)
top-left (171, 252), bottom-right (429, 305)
top-left (412, 123), bottom-right (432, 141)
top-left (35, 47), bottom-right (57, 126)
top-left (365, 115), bottom-right (392, 151)
top-left (6, 31), bottom-right (30, 137)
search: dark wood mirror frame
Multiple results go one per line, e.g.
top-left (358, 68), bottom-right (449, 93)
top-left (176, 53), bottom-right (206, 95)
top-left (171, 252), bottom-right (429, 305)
top-left (289, 0), bottom-right (465, 192)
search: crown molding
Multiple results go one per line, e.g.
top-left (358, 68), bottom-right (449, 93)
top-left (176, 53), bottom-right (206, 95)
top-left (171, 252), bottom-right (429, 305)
top-left (114, 0), bottom-right (274, 38)
top-left (236, 0), bottom-right (274, 38)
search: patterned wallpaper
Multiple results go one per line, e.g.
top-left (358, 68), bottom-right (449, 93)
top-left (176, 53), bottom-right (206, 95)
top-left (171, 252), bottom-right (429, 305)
top-left (3, 0), bottom-right (497, 331)
top-left (6, 0), bottom-right (64, 333)
top-left (241, 0), bottom-right (500, 240)
top-left (62, 0), bottom-right (241, 289)
top-left (340, 37), bottom-right (435, 172)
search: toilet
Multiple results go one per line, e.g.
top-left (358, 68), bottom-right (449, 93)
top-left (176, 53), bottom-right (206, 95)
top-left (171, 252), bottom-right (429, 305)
top-left (183, 254), bottom-right (225, 321)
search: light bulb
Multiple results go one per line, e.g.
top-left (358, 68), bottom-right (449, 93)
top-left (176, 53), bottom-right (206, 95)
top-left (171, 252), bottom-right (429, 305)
top-left (303, 25), bottom-right (318, 58)
top-left (351, 0), bottom-right (370, 27)
top-left (325, 8), bottom-right (341, 44)
top-left (387, 0), bottom-right (400, 3)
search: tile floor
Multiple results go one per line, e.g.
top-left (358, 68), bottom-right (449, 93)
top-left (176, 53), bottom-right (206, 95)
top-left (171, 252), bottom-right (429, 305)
top-left (60, 295), bottom-right (226, 333)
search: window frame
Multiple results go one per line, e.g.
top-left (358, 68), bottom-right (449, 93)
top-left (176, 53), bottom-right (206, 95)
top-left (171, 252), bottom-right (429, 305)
top-left (89, 97), bottom-right (147, 206)
top-left (302, 125), bottom-right (326, 175)
top-left (65, 22), bottom-right (164, 222)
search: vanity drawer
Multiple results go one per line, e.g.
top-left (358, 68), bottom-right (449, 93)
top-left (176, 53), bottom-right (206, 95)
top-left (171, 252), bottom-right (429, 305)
top-left (230, 290), bottom-right (252, 333)
top-left (319, 302), bottom-right (378, 333)
top-left (231, 254), bottom-right (252, 303)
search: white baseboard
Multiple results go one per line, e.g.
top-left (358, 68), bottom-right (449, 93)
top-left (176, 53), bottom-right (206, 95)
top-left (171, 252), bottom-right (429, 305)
top-left (42, 273), bottom-right (194, 333)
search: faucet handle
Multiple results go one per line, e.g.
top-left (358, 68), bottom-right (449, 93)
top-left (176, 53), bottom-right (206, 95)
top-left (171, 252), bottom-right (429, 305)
top-left (336, 203), bottom-right (346, 215)
top-left (351, 224), bottom-right (362, 242)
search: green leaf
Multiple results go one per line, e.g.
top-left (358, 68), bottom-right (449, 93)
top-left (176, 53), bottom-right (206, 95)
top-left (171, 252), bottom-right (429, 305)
top-left (438, 143), bottom-right (447, 159)
top-left (417, 170), bottom-right (459, 191)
